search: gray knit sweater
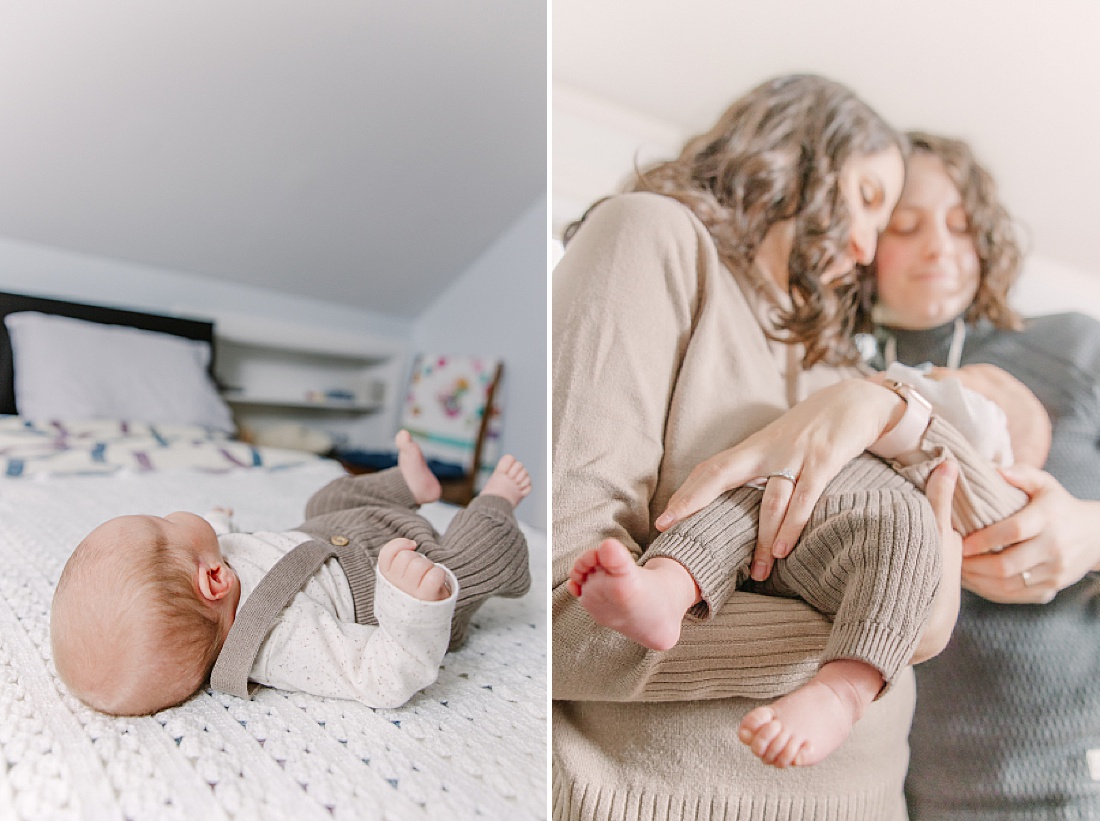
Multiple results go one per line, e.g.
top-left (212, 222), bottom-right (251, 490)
top-left (875, 314), bottom-right (1100, 819)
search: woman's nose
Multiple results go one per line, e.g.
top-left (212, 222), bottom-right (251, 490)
top-left (923, 221), bottom-right (952, 257)
top-left (850, 224), bottom-right (876, 266)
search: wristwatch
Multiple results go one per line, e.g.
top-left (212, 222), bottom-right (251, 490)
top-left (869, 378), bottom-right (933, 461)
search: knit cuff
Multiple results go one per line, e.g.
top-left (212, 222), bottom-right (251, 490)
top-left (465, 493), bottom-right (517, 520)
top-left (823, 620), bottom-right (918, 695)
top-left (640, 532), bottom-right (734, 620)
top-left (639, 488), bottom-right (759, 619)
top-left (366, 467), bottom-right (420, 509)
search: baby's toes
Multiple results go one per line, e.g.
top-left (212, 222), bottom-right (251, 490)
top-left (773, 735), bottom-right (805, 769)
top-left (738, 706), bottom-right (775, 742)
top-left (759, 726), bottom-right (794, 765)
top-left (749, 717), bottom-right (782, 758)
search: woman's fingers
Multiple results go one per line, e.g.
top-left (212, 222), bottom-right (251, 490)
top-left (961, 560), bottom-right (1056, 604)
top-left (769, 469), bottom-right (831, 562)
top-left (925, 458), bottom-right (963, 588)
top-left (962, 504), bottom-right (1043, 557)
top-left (925, 458), bottom-right (958, 529)
top-left (656, 451), bottom-right (754, 530)
top-left (908, 459), bottom-right (964, 662)
top-left (750, 475), bottom-right (795, 580)
top-left (962, 465), bottom-right (1048, 556)
top-left (963, 517), bottom-right (1056, 603)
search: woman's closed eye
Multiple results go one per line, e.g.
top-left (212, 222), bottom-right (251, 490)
top-left (860, 180), bottom-right (883, 209)
top-left (947, 208), bottom-right (970, 234)
top-left (886, 212), bottom-right (920, 235)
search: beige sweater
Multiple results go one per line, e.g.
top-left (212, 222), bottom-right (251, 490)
top-left (551, 193), bottom-right (1024, 821)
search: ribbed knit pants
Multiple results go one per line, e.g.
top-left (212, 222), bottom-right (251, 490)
top-left (298, 467), bottom-right (531, 649)
top-left (642, 454), bottom-right (943, 684)
top-left (639, 415), bottom-right (1029, 685)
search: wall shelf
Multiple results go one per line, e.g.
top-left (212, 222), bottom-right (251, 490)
top-left (211, 317), bottom-right (407, 449)
top-left (223, 391), bottom-right (385, 414)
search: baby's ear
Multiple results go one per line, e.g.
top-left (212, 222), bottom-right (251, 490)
top-left (197, 561), bottom-right (234, 602)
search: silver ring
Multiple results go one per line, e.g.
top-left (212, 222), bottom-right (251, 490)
top-left (767, 468), bottom-right (797, 484)
top-left (1021, 569), bottom-right (1033, 587)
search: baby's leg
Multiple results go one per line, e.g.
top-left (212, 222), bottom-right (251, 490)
top-left (742, 456), bottom-right (941, 767)
top-left (569, 487), bottom-right (762, 651)
top-left (395, 430), bottom-right (441, 505)
top-left (478, 454), bottom-right (531, 507)
top-left (428, 457), bottom-right (532, 648)
top-left (645, 488), bottom-right (765, 613)
top-left (738, 659), bottom-right (883, 768)
top-left (576, 482), bottom-right (765, 647)
top-left (569, 538), bottom-right (700, 651)
top-left (303, 432), bottom-right (441, 519)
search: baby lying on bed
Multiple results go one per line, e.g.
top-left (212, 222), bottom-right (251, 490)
top-left (50, 432), bottom-right (532, 716)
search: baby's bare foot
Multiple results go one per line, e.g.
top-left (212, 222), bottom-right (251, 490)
top-left (480, 454), bottom-right (531, 508)
top-left (396, 430), bottom-right (441, 504)
top-left (567, 538), bottom-right (693, 651)
top-left (737, 659), bottom-right (883, 767)
top-left (378, 538), bottom-right (450, 601)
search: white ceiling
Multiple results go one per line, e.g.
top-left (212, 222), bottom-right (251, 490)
top-left (554, 0), bottom-right (1100, 278)
top-left (0, 1), bottom-right (546, 318)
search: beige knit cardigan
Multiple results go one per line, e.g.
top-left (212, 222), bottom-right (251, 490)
top-left (551, 192), bottom-right (1023, 821)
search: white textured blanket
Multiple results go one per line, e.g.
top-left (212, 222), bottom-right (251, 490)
top-left (0, 460), bottom-right (547, 820)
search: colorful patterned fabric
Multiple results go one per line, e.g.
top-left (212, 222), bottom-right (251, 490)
top-left (401, 354), bottom-right (502, 483)
top-left (0, 416), bottom-right (317, 476)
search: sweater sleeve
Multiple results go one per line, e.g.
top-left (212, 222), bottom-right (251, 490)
top-left (252, 564), bottom-right (458, 707)
top-left (552, 193), bottom-right (831, 703)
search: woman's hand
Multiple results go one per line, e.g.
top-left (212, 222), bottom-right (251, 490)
top-left (911, 459), bottom-right (962, 663)
top-left (959, 465), bottom-right (1100, 604)
top-left (655, 378), bottom-right (906, 581)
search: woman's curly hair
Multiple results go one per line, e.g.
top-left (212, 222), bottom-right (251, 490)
top-left (857, 131), bottom-right (1022, 332)
top-left (565, 74), bottom-right (906, 368)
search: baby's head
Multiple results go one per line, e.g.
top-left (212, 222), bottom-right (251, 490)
top-left (51, 512), bottom-right (239, 716)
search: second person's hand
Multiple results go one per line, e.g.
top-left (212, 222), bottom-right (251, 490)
top-left (961, 465), bottom-right (1100, 603)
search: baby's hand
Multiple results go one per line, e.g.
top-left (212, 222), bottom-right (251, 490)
top-left (378, 539), bottom-right (450, 602)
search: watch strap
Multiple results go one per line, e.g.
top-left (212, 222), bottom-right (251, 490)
top-left (869, 378), bottom-right (933, 460)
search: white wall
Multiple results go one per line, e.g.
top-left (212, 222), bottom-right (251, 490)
top-left (553, 82), bottom-right (684, 237)
top-left (553, 0), bottom-right (1100, 282)
top-left (413, 196), bottom-right (547, 529)
top-left (0, 235), bottom-right (414, 444)
top-left (554, 84), bottom-right (1100, 324)
top-left (1013, 257), bottom-right (1100, 323)
top-left (0, 235), bottom-right (412, 336)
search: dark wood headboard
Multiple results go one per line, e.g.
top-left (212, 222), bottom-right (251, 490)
top-left (0, 291), bottom-right (216, 415)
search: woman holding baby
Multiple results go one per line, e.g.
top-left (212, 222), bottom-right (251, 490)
top-left (553, 72), bottom-right (1100, 821)
top-left (553, 74), bottom-right (968, 820)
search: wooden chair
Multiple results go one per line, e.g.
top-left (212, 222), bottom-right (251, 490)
top-left (336, 354), bottom-right (504, 506)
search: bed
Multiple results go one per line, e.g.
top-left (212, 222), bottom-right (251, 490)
top-left (0, 292), bottom-right (547, 820)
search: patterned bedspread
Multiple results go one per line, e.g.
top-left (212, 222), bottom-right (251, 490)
top-left (0, 457), bottom-right (547, 819)
top-left (0, 417), bottom-right (319, 477)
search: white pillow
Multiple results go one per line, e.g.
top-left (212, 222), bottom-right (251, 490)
top-left (5, 311), bottom-right (235, 433)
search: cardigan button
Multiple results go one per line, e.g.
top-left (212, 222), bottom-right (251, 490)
top-left (330, 535), bottom-right (349, 546)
